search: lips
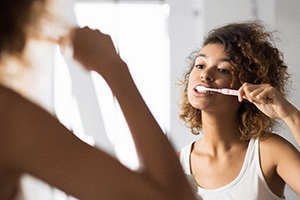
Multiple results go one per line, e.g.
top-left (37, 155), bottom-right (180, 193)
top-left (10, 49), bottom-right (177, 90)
top-left (193, 86), bottom-right (213, 96)
top-left (193, 84), bottom-right (214, 95)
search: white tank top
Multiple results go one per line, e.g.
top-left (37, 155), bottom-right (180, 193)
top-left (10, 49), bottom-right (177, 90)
top-left (180, 138), bottom-right (285, 200)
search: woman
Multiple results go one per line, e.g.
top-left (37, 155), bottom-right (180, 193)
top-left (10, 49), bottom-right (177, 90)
top-left (0, 0), bottom-right (196, 199)
top-left (179, 21), bottom-right (300, 199)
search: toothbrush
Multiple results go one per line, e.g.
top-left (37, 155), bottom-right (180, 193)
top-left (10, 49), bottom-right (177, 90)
top-left (196, 86), bottom-right (239, 96)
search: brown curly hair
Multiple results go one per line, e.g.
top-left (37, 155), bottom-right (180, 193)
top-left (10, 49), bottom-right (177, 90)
top-left (179, 21), bottom-right (289, 140)
top-left (0, 0), bottom-right (50, 88)
top-left (0, 0), bottom-right (48, 59)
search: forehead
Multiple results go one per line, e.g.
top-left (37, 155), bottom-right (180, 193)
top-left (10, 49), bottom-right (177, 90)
top-left (199, 43), bottom-right (227, 57)
top-left (196, 43), bottom-right (230, 63)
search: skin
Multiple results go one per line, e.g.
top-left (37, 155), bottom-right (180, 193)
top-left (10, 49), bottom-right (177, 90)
top-left (180, 43), bottom-right (300, 198)
top-left (0, 27), bottom-right (196, 200)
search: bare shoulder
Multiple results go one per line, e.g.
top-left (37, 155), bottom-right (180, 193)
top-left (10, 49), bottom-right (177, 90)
top-left (260, 133), bottom-right (298, 152)
top-left (260, 134), bottom-right (300, 195)
top-left (0, 85), bottom-right (36, 117)
top-left (0, 85), bottom-right (19, 110)
top-left (260, 133), bottom-right (298, 150)
top-left (260, 133), bottom-right (300, 165)
top-left (0, 85), bottom-right (24, 138)
top-left (0, 84), bottom-right (53, 118)
top-left (0, 85), bottom-right (58, 163)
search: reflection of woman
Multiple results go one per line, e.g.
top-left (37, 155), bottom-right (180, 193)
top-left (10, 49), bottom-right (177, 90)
top-left (0, 0), bottom-right (196, 199)
top-left (179, 21), bottom-right (300, 199)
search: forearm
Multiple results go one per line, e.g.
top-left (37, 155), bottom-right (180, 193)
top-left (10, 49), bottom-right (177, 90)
top-left (100, 61), bottom-right (190, 189)
top-left (283, 107), bottom-right (300, 147)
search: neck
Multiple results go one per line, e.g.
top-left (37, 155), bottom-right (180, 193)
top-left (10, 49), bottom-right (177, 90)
top-left (197, 111), bottom-right (247, 156)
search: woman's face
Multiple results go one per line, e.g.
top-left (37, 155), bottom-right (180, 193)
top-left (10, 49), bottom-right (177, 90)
top-left (187, 43), bottom-right (240, 112)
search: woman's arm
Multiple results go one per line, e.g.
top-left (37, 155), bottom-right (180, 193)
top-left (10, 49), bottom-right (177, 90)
top-left (282, 108), bottom-right (300, 146)
top-left (70, 26), bottom-right (195, 199)
top-left (260, 134), bottom-right (300, 196)
top-left (0, 86), bottom-right (161, 199)
top-left (239, 83), bottom-right (300, 195)
top-left (0, 27), bottom-right (195, 199)
top-left (239, 83), bottom-right (300, 146)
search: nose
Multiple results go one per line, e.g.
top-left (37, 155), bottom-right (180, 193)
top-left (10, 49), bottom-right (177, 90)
top-left (200, 70), bottom-right (213, 82)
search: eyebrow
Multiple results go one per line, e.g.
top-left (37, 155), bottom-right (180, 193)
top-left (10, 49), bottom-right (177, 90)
top-left (197, 53), bottom-right (231, 63)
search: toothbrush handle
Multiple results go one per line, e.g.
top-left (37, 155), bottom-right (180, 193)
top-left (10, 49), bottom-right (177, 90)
top-left (221, 89), bottom-right (239, 96)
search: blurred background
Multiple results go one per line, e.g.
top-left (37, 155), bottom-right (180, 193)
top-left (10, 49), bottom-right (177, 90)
top-left (20, 0), bottom-right (300, 199)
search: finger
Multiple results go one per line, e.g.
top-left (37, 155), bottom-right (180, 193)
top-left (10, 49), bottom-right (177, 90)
top-left (238, 83), bottom-right (249, 102)
top-left (240, 83), bottom-right (271, 104)
top-left (239, 83), bottom-right (256, 102)
top-left (251, 85), bottom-right (276, 104)
top-left (248, 87), bottom-right (268, 104)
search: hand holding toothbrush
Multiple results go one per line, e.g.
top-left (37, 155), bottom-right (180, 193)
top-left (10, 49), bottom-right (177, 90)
top-left (239, 83), bottom-right (300, 145)
top-left (197, 83), bottom-right (300, 143)
top-left (196, 83), bottom-right (298, 120)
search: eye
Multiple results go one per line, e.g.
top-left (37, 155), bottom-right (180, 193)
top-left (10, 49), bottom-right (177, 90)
top-left (218, 68), bottom-right (230, 74)
top-left (195, 64), bottom-right (205, 69)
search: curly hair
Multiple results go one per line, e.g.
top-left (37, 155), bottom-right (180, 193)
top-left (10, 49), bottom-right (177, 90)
top-left (0, 0), bottom-right (48, 59)
top-left (179, 21), bottom-right (289, 140)
top-left (0, 0), bottom-right (50, 88)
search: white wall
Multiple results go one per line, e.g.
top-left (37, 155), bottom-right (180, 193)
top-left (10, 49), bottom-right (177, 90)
top-left (276, 0), bottom-right (300, 148)
top-left (168, 0), bottom-right (205, 151)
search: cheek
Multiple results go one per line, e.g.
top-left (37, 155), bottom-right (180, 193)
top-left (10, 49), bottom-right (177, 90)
top-left (217, 77), bottom-right (234, 88)
top-left (187, 81), bottom-right (203, 109)
top-left (187, 87), bottom-right (193, 102)
top-left (187, 77), bottom-right (196, 98)
top-left (187, 93), bottom-right (198, 109)
top-left (187, 71), bottom-right (198, 88)
top-left (186, 81), bottom-right (195, 102)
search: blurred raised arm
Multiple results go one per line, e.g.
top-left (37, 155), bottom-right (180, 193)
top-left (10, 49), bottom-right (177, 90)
top-left (71, 26), bottom-right (196, 199)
